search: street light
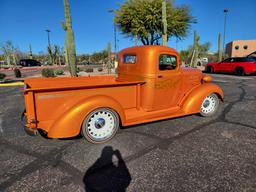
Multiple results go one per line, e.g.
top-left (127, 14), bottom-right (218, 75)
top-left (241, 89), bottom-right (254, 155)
top-left (223, 9), bottom-right (229, 56)
top-left (108, 10), bottom-right (118, 61)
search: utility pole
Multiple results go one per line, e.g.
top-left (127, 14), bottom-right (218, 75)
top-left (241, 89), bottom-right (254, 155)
top-left (162, 0), bottom-right (167, 46)
top-left (45, 29), bottom-right (52, 64)
top-left (108, 9), bottom-right (118, 61)
top-left (223, 9), bottom-right (229, 57)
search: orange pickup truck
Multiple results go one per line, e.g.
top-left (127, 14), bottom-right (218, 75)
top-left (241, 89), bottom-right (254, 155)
top-left (23, 46), bottom-right (224, 143)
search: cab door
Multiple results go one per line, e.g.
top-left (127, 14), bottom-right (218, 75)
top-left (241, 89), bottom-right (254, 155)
top-left (152, 53), bottom-right (183, 111)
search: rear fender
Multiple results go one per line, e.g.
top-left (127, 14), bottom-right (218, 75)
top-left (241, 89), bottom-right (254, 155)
top-left (181, 83), bottom-right (224, 114)
top-left (47, 95), bottom-right (125, 138)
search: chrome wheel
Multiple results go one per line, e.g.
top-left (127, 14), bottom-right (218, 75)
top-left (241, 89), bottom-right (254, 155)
top-left (200, 94), bottom-right (219, 117)
top-left (82, 108), bottom-right (119, 143)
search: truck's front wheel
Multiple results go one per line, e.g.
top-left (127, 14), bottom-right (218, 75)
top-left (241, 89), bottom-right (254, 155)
top-left (81, 108), bottom-right (119, 144)
top-left (200, 94), bottom-right (220, 117)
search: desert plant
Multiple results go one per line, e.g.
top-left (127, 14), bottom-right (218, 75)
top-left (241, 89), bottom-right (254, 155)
top-left (42, 68), bottom-right (55, 78)
top-left (14, 68), bottom-right (22, 78)
top-left (0, 41), bottom-right (19, 66)
top-left (29, 44), bottom-right (33, 59)
top-left (97, 68), bottom-right (103, 72)
top-left (62, 0), bottom-right (77, 77)
top-left (191, 30), bottom-right (199, 67)
top-left (162, 0), bottom-right (167, 46)
top-left (0, 72), bottom-right (6, 80)
top-left (76, 67), bottom-right (84, 73)
top-left (54, 69), bottom-right (64, 75)
top-left (85, 68), bottom-right (93, 73)
top-left (218, 33), bottom-right (223, 62)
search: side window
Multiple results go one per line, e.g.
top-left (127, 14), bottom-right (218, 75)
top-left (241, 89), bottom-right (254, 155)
top-left (159, 54), bottom-right (177, 70)
top-left (223, 58), bottom-right (231, 62)
top-left (123, 54), bottom-right (136, 64)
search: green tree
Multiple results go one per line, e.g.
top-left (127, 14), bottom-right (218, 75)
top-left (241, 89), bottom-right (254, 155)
top-left (0, 41), bottom-right (19, 66)
top-left (114, 0), bottom-right (195, 45)
top-left (180, 41), bottom-right (211, 65)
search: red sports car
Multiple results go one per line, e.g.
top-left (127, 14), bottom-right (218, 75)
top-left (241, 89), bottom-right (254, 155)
top-left (205, 57), bottom-right (256, 75)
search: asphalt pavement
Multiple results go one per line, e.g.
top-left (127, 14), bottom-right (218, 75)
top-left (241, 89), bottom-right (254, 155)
top-left (0, 73), bottom-right (256, 192)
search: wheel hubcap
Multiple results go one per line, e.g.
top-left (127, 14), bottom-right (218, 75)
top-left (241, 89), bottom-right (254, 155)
top-left (86, 110), bottom-right (116, 141)
top-left (203, 100), bottom-right (210, 108)
top-left (201, 95), bottom-right (217, 114)
top-left (95, 118), bottom-right (105, 129)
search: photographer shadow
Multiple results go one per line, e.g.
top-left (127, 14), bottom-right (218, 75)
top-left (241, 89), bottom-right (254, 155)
top-left (83, 146), bottom-right (131, 192)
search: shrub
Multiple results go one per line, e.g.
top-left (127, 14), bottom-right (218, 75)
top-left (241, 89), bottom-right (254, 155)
top-left (0, 73), bottom-right (6, 80)
top-left (14, 68), bottom-right (22, 78)
top-left (54, 69), bottom-right (64, 75)
top-left (98, 68), bottom-right (103, 72)
top-left (42, 68), bottom-right (55, 78)
top-left (85, 68), bottom-right (93, 73)
top-left (76, 67), bottom-right (83, 73)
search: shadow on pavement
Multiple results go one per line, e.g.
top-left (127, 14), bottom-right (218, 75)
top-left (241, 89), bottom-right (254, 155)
top-left (83, 146), bottom-right (131, 192)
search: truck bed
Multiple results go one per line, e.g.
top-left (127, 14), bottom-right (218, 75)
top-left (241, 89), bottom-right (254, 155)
top-left (24, 76), bottom-right (145, 92)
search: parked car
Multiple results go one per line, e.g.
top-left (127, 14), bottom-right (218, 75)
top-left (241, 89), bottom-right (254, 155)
top-left (22, 46), bottom-right (224, 144)
top-left (19, 59), bottom-right (41, 67)
top-left (205, 57), bottom-right (256, 75)
top-left (196, 57), bottom-right (209, 66)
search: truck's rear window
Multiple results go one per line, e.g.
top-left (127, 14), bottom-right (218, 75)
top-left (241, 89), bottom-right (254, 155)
top-left (123, 54), bottom-right (136, 64)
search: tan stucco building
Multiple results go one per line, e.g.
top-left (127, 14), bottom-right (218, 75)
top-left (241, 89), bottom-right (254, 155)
top-left (225, 40), bottom-right (256, 57)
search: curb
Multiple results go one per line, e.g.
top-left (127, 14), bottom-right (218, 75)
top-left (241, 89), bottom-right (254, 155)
top-left (0, 82), bottom-right (24, 87)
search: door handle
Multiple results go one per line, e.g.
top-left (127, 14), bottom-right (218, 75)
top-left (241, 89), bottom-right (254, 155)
top-left (158, 75), bottom-right (163, 78)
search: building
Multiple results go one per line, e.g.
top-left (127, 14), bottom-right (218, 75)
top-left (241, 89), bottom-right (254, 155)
top-left (225, 40), bottom-right (256, 57)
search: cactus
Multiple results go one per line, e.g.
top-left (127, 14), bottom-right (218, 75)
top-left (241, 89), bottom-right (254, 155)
top-left (62, 0), bottom-right (77, 77)
top-left (12, 53), bottom-right (17, 65)
top-left (191, 30), bottom-right (199, 67)
top-left (218, 33), bottom-right (222, 62)
top-left (135, 34), bottom-right (138, 46)
top-left (29, 44), bottom-right (33, 59)
top-left (64, 40), bottom-right (69, 64)
top-left (162, 0), bottom-right (167, 46)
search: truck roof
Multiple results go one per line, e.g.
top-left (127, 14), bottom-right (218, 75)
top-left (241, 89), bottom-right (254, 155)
top-left (118, 45), bottom-right (180, 78)
top-left (119, 45), bottom-right (178, 55)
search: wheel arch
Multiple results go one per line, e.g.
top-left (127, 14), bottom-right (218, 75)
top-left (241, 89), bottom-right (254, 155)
top-left (181, 83), bottom-right (224, 114)
top-left (47, 95), bottom-right (125, 138)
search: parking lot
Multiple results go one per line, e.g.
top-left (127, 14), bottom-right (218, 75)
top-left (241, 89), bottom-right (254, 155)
top-left (0, 74), bottom-right (256, 192)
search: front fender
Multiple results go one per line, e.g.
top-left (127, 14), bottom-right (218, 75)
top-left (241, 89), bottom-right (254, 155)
top-left (181, 83), bottom-right (224, 115)
top-left (47, 95), bottom-right (125, 138)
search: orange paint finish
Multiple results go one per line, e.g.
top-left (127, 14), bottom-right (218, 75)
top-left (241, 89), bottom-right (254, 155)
top-left (23, 45), bottom-right (224, 139)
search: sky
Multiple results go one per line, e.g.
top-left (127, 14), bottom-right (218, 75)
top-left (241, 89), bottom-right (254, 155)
top-left (0, 0), bottom-right (256, 54)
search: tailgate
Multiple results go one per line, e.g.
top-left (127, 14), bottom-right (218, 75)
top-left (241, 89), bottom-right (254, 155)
top-left (23, 89), bottom-right (37, 128)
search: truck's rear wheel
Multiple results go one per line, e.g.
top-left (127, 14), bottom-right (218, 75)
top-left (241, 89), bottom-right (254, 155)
top-left (82, 108), bottom-right (119, 144)
top-left (200, 94), bottom-right (219, 117)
